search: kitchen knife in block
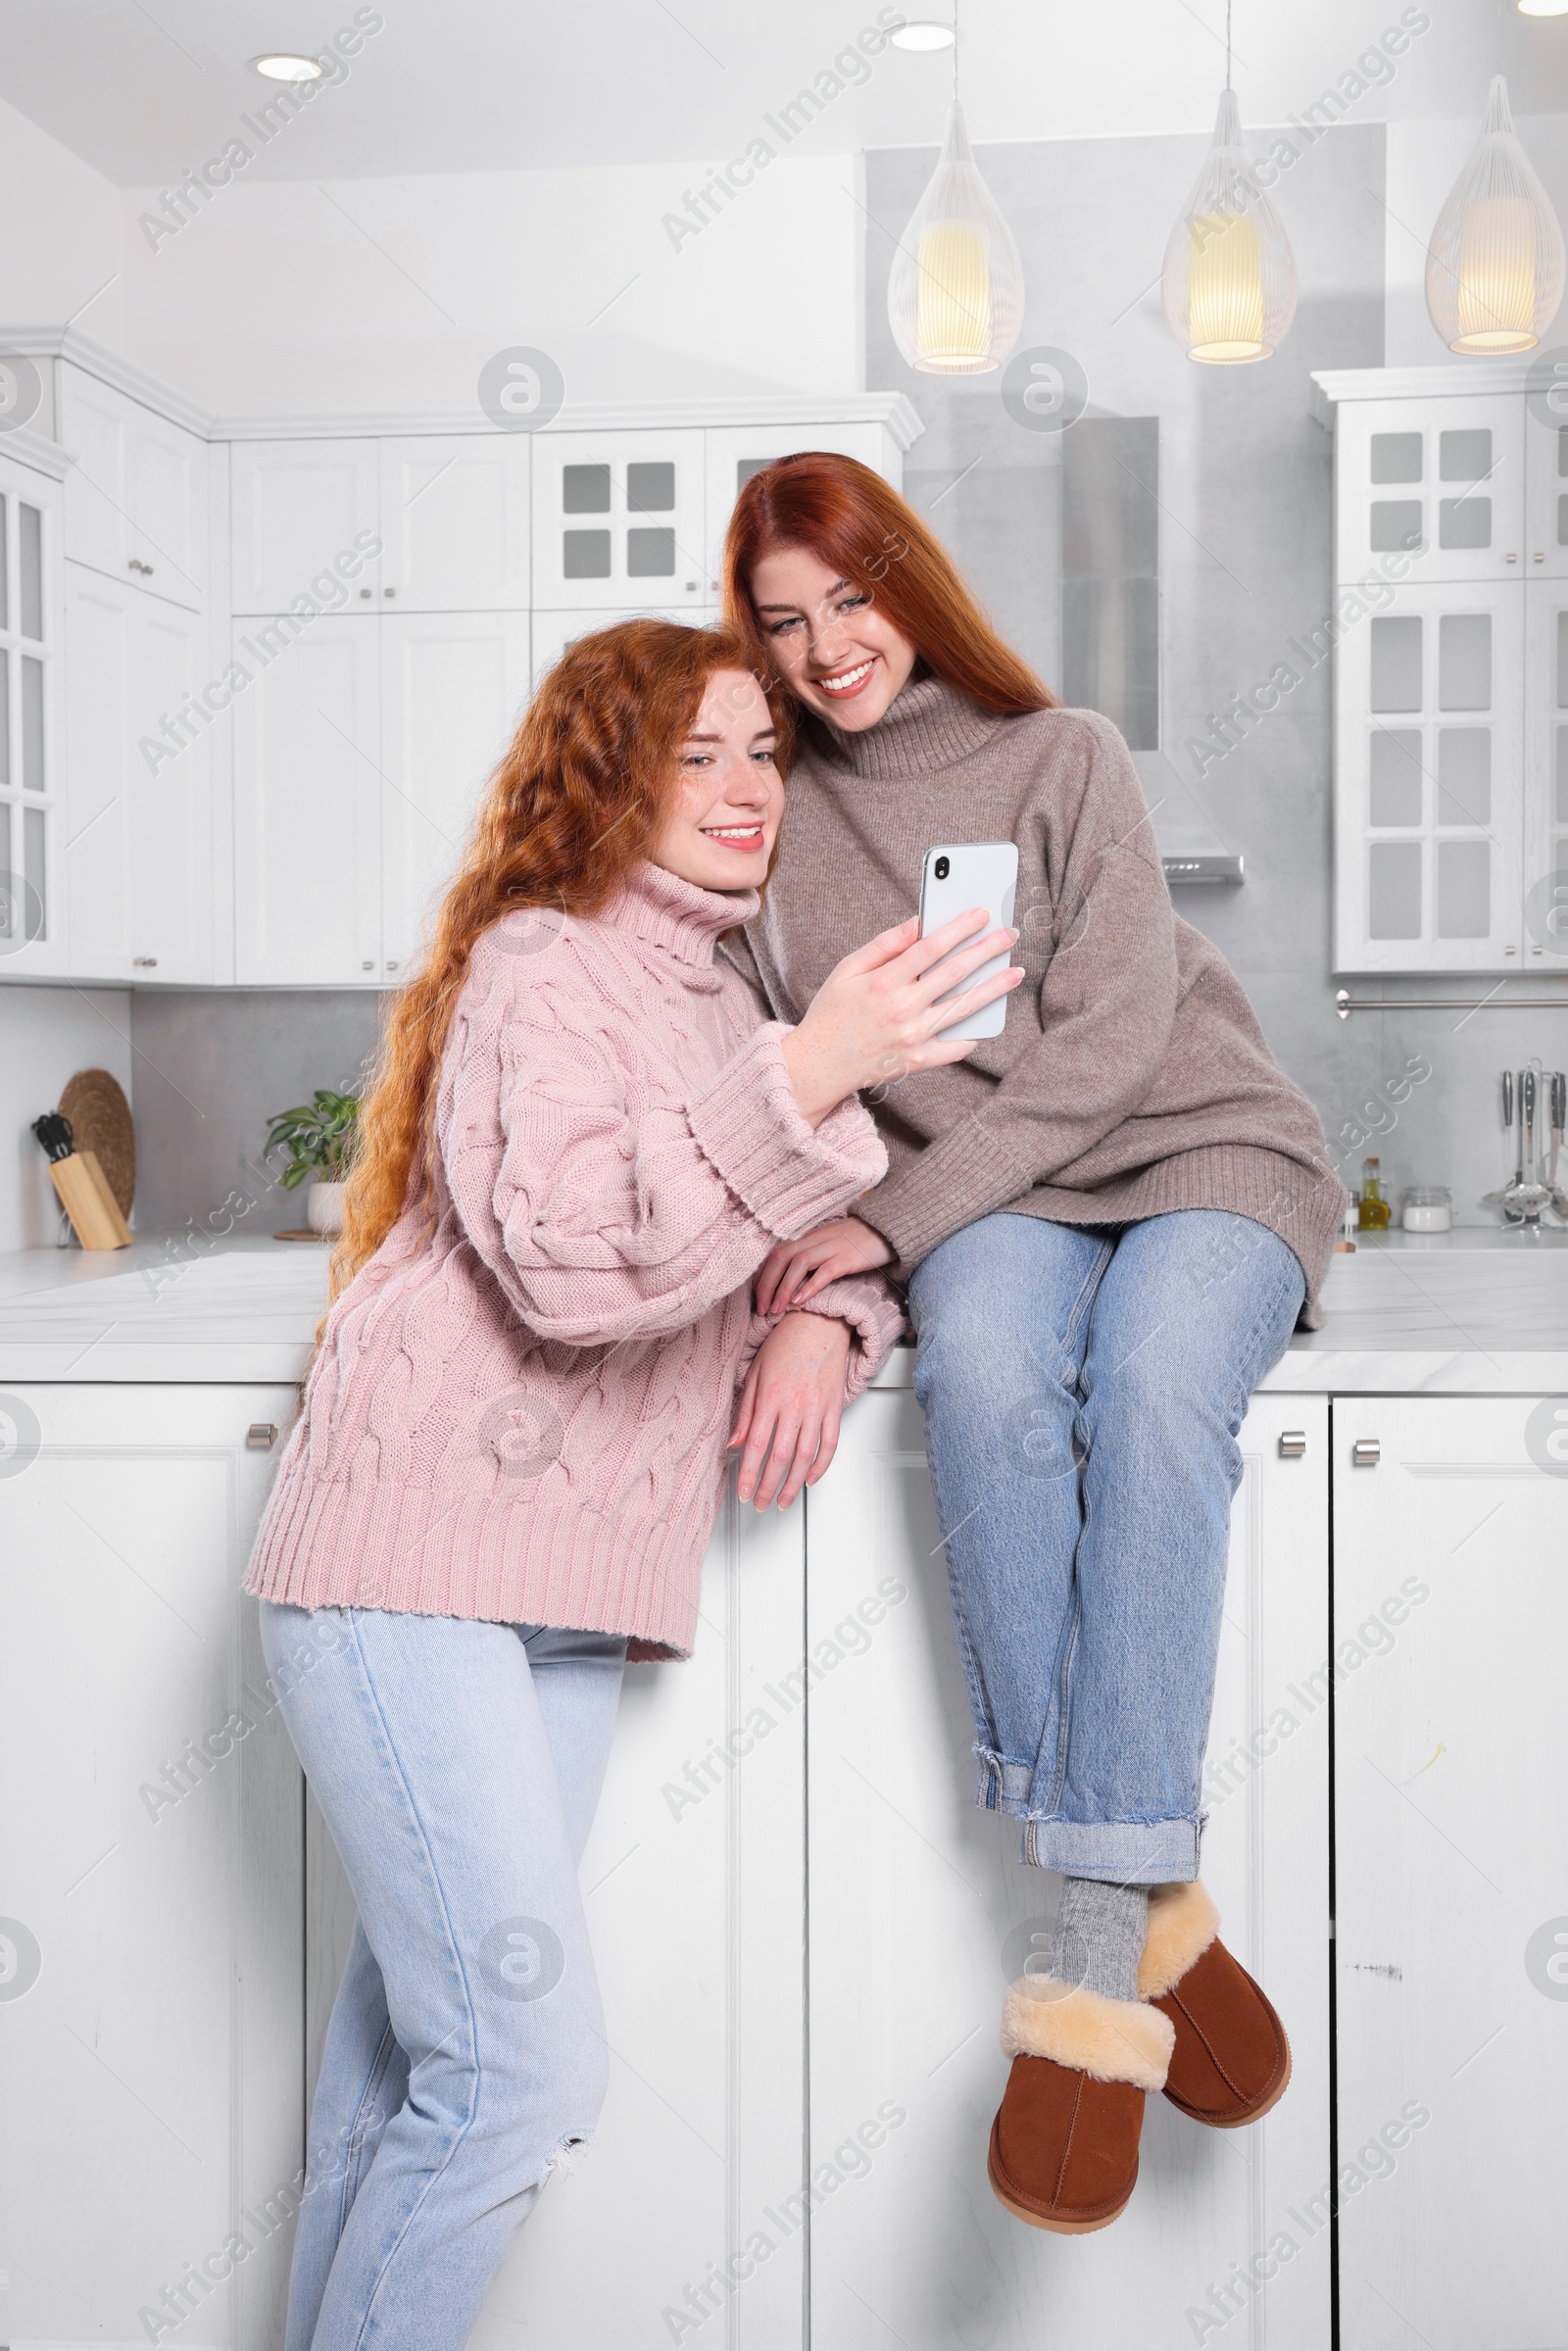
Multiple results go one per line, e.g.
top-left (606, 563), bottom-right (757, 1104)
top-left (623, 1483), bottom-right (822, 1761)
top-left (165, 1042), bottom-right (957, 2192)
top-left (49, 1151), bottom-right (133, 1249)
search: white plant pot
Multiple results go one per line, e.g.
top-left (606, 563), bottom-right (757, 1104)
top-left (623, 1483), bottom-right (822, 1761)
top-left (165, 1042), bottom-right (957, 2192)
top-left (306, 1181), bottom-right (346, 1237)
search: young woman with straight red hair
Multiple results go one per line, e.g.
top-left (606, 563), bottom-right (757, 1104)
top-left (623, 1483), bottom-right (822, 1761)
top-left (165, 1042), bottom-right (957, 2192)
top-left (722, 455), bottom-right (1346, 2235)
top-left (241, 617), bottom-right (1018, 2351)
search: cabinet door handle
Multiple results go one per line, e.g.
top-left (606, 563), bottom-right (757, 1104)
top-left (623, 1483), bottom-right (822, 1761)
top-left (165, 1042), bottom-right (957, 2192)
top-left (360, 586), bottom-right (372, 599)
top-left (1352, 1439), bottom-right (1381, 1467)
top-left (132, 955), bottom-right (158, 967)
top-left (382, 585), bottom-right (397, 598)
top-left (1278, 1430), bottom-right (1307, 1457)
top-left (247, 1422), bottom-right (278, 1450)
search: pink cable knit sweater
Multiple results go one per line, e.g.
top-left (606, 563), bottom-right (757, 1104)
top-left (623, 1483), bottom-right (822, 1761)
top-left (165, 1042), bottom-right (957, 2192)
top-left (245, 863), bottom-right (903, 1658)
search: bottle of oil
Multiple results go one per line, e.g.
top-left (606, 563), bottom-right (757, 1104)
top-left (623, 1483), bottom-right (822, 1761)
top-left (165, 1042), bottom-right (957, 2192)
top-left (1358, 1155), bottom-right (1392, 1230)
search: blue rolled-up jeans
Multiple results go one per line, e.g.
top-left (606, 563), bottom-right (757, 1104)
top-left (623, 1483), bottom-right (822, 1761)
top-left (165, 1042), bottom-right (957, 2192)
top-left (907, 1209), bottom-right (1304, 1885)
top-left (257, 1601), bottom-right (625, 2351)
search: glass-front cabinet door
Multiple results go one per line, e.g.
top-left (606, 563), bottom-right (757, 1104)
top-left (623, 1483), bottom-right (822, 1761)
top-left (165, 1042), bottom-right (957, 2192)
top-left (1334, 580), bottom-right (1524, 972)
top-left (1522, 577), bottom-right (1568, 973)
top-left (530, 431), bottom-right (707, 613)
top-left (0, 452), bottom-right (64, 979)
top-left (1524, 412), bottom-right (1568, 584)
top-left (1334, 395), bottom-right (1525, 586)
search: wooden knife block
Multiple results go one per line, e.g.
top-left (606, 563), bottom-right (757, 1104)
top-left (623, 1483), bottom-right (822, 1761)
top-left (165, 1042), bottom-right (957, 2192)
top-left (49, 1151), bottom-right (134, 1249)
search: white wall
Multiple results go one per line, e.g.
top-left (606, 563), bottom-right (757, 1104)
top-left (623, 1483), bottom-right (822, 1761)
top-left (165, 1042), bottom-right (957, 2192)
top-left (0, 986), bottom-right (134, 1252)
top-left (109, 152), bottom-right (864, 416)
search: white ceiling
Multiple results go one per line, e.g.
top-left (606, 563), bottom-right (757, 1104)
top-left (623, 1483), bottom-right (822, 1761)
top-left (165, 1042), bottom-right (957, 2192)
top-left (0, 0), bottom-right (1564, 186)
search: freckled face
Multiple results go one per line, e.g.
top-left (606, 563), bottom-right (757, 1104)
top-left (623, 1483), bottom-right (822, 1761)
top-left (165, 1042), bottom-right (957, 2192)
top-left (649, 668), bottom-right (783, 893)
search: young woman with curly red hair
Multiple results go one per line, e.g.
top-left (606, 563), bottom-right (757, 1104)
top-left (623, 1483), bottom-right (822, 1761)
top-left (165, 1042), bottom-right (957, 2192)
top-left (722, 456), bottom-right (1345, 2235)
top-left (241, 617), bottom-right (1017, 2351)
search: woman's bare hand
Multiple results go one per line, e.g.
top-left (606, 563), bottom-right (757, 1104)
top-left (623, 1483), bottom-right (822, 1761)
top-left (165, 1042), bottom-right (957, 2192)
top-left (755, 1215), bottom-right (894, 1315)
top-left (779, 910), bottom-right (1022, 1127)
top-left (728, 1311), bottom-right (854, 1509)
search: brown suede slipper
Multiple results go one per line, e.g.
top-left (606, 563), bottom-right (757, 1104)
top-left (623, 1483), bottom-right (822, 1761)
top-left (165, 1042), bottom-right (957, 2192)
top-left (988, 1973), bottom-right (1175, 2232)
top-left (1138, 1882), bottom-right (1292, 2128)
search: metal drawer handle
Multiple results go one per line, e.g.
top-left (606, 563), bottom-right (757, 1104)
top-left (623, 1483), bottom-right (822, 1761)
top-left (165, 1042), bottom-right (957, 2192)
top-left (1278, 1430), bottom-right (1307, 1458)
top-left (247, 1422), bottom-right (278, 1450)
top-left (1352, 1439), bottom-right (1381, 1467)
top-left (132, 955), bottom-right (158, 967)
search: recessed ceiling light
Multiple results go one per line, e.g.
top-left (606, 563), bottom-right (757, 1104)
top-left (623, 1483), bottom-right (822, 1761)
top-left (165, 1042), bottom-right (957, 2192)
top-left (249, 53), bottom-right (323, 81)
top-left (889, 22), bottom-right (956, 50)
top-left (1519, 0), bottom-right (1568, 13)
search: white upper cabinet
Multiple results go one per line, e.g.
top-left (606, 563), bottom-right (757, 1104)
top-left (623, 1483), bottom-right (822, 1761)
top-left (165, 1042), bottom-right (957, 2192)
top-left (1334, 393), bottom-right (1524, 585)
top-left (64, 564), bottom-right (213, 985)
top-left (529, 603), bottom-right (710, 689)
top-left (56, 363), bottom-right (208, 611)
top-left (232, 612), bottom-right (382, 985)
top-left (377, 436), bottom-right (530, 610)
top-left (703, 422), bottom-right (893, 595)
top-left (229, 439), bottom-right (382, 615)
top-left (1335, 579), bottom-right (1524, 972)
top-left (1524, 414), bottom-right (1568, 581)
top-left (0, 454), bottom-right (65, 979)
top-left (379, 611), bottom-right (530, 972)
top-left (531, 431), bottom-right (706, 612)
top-left (1322, 369), bottom-right (1568, 971)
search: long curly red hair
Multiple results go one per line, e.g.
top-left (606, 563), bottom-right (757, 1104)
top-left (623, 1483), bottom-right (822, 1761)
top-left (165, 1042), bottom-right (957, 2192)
top-left (722, 451), bottom-right (1056, 716)
top-left (330, 617), bottom-right (781, 1301)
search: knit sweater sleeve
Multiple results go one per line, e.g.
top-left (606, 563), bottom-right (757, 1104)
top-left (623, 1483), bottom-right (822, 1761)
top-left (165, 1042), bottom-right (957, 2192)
top-left (856, 714), bottom-right (1178, 1272)
top-left (441, 984), bottom-right (888, 1348)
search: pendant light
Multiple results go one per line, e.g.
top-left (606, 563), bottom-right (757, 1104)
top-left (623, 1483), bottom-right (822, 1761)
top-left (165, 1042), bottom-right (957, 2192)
top-left (886, 6), bottom-right (1023, 374)
top-left (1425, 76), bottom-right (1563, 355)
top-left (1161, 4), bottom-right (1297, 365)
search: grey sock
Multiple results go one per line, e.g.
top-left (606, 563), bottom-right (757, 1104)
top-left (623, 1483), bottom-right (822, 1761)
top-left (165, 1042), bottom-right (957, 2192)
top-left (1045, 1876), bottom-right (1150, 2003)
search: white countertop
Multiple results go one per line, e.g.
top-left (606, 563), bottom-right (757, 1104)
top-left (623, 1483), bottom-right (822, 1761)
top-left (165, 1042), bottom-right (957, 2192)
top-left (0, 1228), bottom-right (1564, 1392)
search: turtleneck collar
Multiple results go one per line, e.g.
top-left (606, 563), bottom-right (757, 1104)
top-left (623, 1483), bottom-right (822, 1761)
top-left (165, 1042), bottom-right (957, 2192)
top-left (800, 672), bottom-right (1005, 784)
top-left (601, 859), bottom-right (759, 966)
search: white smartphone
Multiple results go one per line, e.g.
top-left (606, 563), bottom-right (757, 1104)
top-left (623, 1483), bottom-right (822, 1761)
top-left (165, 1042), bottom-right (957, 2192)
top-left (918, 841), bottom-right (1020, 1041)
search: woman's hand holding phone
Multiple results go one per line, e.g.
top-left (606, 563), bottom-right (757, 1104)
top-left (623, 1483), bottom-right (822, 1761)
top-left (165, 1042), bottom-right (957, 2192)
top-left (779, 909), bottom-right (1021, 1129)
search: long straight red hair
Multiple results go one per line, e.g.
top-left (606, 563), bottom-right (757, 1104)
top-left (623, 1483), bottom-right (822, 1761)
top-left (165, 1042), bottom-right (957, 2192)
top-left (721, 452), bottom-right (1056, 719)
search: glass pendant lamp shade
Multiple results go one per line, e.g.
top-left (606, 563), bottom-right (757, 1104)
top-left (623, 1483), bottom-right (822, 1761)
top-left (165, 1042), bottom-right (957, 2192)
top-left (1425, 76), bottom-right (1563, 354)
top-left (887, 101), bottom-right (1024, 373)
top-left (1161, 87), bottom-right (1297, 363)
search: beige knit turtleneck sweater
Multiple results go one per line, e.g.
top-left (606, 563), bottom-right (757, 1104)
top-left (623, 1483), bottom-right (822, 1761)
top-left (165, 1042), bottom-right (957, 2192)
top-left (725, 677), bottom-right (1345, 1329)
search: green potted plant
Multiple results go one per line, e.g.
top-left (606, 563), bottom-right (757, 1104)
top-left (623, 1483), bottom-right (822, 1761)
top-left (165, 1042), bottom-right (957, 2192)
top-left (264, 1089), bottom-right (361, 1236)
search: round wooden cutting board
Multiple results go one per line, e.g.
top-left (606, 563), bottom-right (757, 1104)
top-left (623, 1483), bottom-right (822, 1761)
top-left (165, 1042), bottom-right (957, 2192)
top-left (58, 1068), bottom-right (135, 1216)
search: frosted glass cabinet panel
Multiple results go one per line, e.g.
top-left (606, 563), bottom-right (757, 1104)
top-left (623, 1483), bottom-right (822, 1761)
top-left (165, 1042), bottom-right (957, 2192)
top-left (530, 432), bottom-right (706, 612)
top-left (1334, 394), bottom-right (1524, 584)
top-left (1335, 582), bottom-right (1523, 972)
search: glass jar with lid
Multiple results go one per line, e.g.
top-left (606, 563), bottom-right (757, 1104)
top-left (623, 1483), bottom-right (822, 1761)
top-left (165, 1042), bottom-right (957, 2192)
top-left (1400, 1185), bottom-right (1452, 1233)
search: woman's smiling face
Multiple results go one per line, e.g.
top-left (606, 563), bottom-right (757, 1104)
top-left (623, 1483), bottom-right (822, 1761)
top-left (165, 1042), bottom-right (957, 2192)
top-left (749, 544), bottom-right (917, 732)
top-left (649, 666), bottom-right (783, 895)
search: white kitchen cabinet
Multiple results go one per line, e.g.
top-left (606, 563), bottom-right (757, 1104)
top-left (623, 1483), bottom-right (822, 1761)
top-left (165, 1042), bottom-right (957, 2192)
top-left (232, 612), bottom-right (382, 985)
top-left (376, 436), bottom-right (531, 612)
top-left (63, 563), bottom-right (215, 984)
top-left (57, 362), bottom-right (209, 612)
top-left (0, 450), bottom-right (66, 978)
top-left (1334, 580), bottom-right (1524, 972)
top-left (803, 1383), bottom-right (1331, 2351)
top-left (379, 610), bottom-right (530, 971)
top-left (0, 1383), bottom-right (303, 2351)
top-left (229, 440), bottom-right (382, 615)
top-left (532, 430), bottom-right (707, 614)
top-left (702, 421), bottom-right (895, 589)
top-left (1332, 393), bottom-right (1524, 586)
top-left (1523, 572), bottom-right (1568, 964)
top-left (1334, 1395), bottom-right (1568, 2351)
top-left (1524, 413), bottom-right (1568, 581)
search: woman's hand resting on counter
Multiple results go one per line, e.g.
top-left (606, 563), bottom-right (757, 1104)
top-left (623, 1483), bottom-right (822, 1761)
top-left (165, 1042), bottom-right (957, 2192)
top-left (755, 1215), bottom-right (895, 1314)
top-left (779, 910), bottom-right (1021, 1128)
top-left (728, 1310), bottom-right (855, 1509)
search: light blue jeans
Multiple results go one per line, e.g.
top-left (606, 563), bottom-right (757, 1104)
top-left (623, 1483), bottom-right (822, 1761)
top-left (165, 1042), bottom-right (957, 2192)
top-left (908, 1210), bottom-right (1304, 1884)
top-left (258, 1602), bottom-right (625, 2351)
